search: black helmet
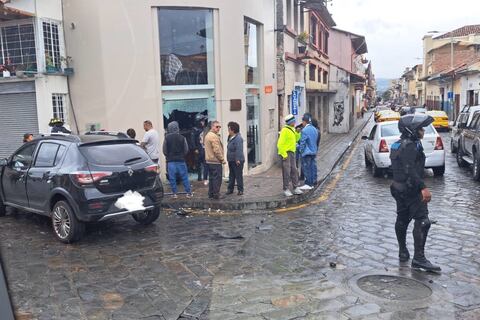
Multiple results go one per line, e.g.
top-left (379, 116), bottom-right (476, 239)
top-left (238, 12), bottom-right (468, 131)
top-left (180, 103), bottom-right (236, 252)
top-left (398, 114), bottom-right (434, 140)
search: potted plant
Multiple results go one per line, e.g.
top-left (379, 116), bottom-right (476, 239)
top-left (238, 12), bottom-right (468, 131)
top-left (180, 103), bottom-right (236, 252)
top-left (45, 54), bottom-right (59, 73)
top-left (60, 56), bottom-right (74, 76)
top-left (0, 58), bottom-right (13, 78)
top-left (298, 31), bottom-right (308, 54)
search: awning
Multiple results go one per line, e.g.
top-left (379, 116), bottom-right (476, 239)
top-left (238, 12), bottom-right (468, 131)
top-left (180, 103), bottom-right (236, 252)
top-left (306, 89), bottom-right (337, 94)
top-left (0, 3), bottom-right (34, 22)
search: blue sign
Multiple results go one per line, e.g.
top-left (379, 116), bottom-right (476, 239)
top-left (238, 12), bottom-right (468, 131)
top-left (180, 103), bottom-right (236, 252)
top-left (447, 91), bottom-right (454, 99)
top-left (291, 90), bottom-right (299, 115)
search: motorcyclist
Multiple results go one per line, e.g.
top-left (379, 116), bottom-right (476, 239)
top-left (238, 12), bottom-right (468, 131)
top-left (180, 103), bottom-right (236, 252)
top-left (49, 118), bottom-right (71, 134)
top-left (390, 114), bottom-right (441, 272)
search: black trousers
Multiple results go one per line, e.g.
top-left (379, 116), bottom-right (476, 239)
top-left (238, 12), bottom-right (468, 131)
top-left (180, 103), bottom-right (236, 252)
top-left (227, 161), bottom-right (244, 192)
top-left (208, 163), bottom-right (222, 198)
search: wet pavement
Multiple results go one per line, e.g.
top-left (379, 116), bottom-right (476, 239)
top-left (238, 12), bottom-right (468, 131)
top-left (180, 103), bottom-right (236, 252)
top-left (1, 127), bottom-right (480, 319)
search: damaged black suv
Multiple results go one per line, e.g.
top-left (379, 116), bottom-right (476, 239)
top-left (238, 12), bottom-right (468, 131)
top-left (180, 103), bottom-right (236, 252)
top-left (0, 134), bottom-right (163, 243)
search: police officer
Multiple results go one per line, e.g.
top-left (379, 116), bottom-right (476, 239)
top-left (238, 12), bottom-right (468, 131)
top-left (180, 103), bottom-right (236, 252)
top-left (390, 114), bottom-right (441, 272)
top-left (49, 118), bottom-right (71, 134)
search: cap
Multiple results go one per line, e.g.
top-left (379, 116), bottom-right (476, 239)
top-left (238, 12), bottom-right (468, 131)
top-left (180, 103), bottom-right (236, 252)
top-left (284, 114), bottom-right (296, 125)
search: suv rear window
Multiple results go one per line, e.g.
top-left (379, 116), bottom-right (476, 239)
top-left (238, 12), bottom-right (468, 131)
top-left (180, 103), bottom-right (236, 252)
top-left (79, 143), bottom-right (149, 165)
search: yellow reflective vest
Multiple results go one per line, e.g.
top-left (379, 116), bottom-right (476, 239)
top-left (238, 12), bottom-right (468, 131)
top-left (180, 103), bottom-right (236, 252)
top-left (277, 125), bottom-right (300, 159)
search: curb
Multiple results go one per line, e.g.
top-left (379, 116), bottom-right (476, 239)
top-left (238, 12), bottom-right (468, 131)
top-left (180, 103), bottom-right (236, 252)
top-left (162, 114), bottom-right (372, 211)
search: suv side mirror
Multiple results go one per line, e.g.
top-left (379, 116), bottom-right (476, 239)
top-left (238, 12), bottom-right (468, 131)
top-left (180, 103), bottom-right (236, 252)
top-left (0, 158), bottom-right (7, 166)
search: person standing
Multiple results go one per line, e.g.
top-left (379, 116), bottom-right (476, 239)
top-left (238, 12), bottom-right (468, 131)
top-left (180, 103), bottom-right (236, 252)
top-left (192, 114), bottom-right (208, 183)
top-left (226, 122), bottom-right (245, 196)
top-left (390, 114), bottom-right (441, 272)
top-left (141, 120), bottom-right (160, 163)
top-left (163, 121), bottom-right (192, 198)
top-left (298, 113), bottom-right (319, 190)
top-left (277, 114), bottom-right (303, 197)
top-left (204, 120), bottom-right (225, 199)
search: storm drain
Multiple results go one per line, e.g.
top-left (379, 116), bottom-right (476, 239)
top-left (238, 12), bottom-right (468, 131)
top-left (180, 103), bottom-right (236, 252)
top-left (357, 275), bottom-right (432, 301)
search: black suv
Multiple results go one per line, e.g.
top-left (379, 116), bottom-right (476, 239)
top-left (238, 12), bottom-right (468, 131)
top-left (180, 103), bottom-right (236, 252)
top-left (0, 135), bottom-right (163, 243)
top-left (457, 110), bottom-right (480, 181)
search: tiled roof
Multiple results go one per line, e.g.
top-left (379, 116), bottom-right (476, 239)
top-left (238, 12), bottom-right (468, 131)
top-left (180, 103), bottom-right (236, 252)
top-left (435, 25), bottom-right (480, 39)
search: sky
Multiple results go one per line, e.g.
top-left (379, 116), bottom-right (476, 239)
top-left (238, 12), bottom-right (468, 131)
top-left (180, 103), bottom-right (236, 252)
top-left (328, 0), bottom-right (480, 79)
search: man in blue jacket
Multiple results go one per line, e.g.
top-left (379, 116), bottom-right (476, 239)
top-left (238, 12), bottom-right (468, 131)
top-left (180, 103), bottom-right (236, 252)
top-left (298, 113), bottom-right (319, 190)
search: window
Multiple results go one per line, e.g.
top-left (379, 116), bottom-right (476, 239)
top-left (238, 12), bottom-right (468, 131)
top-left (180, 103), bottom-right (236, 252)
top-left (54, 145), bottom-right (67, 166)
top-left (368, 125), bottom-right (377, 140)
top-left (0, 23), bottom-right (37, 74)
top-left (158, 9), bottom-right (214, 86)
top-left (43, 21), bottom-right (61, 69)
top-left (286, 0), bottom-right (292, 28)
top-left (323, 71), bottom-right (328, 84)
top-left (11, 144), bottom-right (36, 169)
top-left (309, 63), bottom-right (316, 81)
top-left (35, 143), bottom-right (59, 167)
top-left (52, 94), bottom-right (67, 122)
top-left (324, 32), bottom-right (329, 54)
top-left (293, 0), bottom-right (299, 32)
top-left (245, 20), bottom-right (260, 85)
top-left (318, 68), bottom-right (322, 83)
top-left (310, 16), bottom-right (317, 46)
top-left (469, 113), bottom-right (480, 130)
top-left (79, 143), bottom-right (148, 166)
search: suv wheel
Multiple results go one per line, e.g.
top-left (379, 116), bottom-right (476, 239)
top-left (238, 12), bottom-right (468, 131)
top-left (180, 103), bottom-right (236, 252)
top-left (456, 148), bottom-right (468, 168)
top-left (473, 155), bottom-right (480, 181)
top-left (432, 165), bottom-right (445, 177)
top-left (52, 200), bottom-right (85, 243)
top-left (132, 208), bottom-right (160, 225)
top-left (0, 197), bottom-right (6, 217)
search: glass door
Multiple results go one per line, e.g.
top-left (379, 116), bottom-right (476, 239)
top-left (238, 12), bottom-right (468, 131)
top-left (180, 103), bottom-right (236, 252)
top-left (246, 88), bottom-right (260, 166)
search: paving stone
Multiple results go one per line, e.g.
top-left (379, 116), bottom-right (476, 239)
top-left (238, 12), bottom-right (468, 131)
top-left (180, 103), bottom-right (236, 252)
top-left (343, 303), bottom-right (382, 318)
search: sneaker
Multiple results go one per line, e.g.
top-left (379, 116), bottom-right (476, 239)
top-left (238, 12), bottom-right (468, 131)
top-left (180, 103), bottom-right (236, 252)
top-left (293, 187), bottom-right (304, 195)
top-left (172, 194), bottom-right (178, 199)
top-left (186, 193), bottom-right (193, 198)
top-left (299, 185), bottom-right (313, 191)
top-left (284, 189), bottom-right (293, 197)
top-left (204, 180), bottom-right (209, 186)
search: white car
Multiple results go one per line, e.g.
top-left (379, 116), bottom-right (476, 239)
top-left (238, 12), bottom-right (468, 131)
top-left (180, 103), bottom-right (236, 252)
top-left (362, 121), bottom-right (446, 177)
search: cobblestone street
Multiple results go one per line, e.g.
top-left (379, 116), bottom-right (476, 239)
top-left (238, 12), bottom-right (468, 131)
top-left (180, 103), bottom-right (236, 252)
top-left (1, 129), bottom-right (480, 320)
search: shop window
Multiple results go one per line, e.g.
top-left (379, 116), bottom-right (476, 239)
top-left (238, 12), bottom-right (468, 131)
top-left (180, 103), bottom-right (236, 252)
top-left (52, 93), bottom-right (67, 122)
top-left (0, 23), bottom-right (37, 74)
top-left (158, 9), bottom-right (214, 86)
top-left (43, 21), bottom-right (61, 69)
top-left (309, 64), bottom-right (316, 81)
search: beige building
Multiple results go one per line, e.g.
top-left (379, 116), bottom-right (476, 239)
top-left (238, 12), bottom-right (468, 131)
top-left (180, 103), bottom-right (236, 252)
top-left (63, 0), bottom-right (278, 175)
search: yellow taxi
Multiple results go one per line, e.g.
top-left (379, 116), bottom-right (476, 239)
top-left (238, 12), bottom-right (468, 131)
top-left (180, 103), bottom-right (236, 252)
top-left (426, 110), bottom-right (449, 131)
top-left (375, 110), bottom-right (400, 123)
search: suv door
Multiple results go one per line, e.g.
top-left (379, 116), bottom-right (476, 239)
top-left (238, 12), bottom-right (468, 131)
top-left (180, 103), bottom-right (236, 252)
top-left (464, 113), bottom-right (480, 156)
top-left (1, 143), bottom-right (37, 207)
top-left (366, 125), bottom-right (377, 160)
top-left (27, 142), bottom-right (67, 212)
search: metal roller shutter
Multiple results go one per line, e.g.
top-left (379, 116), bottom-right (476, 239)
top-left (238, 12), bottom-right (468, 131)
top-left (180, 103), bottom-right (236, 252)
top-left (0, 81), bottom-right (39, 159)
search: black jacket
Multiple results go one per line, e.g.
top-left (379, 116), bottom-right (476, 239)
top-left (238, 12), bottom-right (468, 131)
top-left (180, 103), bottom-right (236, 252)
top-left (162, 121), bottom-right (189, 162)
top-left (390, 138), bottom-right (426, 193)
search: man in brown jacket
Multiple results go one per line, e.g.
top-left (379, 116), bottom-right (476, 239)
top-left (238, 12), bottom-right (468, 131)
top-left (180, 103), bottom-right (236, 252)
top-left (204, 120), bottom-right (226, 199)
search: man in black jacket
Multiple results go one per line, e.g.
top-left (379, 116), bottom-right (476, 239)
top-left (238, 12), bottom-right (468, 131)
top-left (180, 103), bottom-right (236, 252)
top-left (163, 121), bottom-right (192, 198)
top-left (390, 114), bottom-right (440, 272)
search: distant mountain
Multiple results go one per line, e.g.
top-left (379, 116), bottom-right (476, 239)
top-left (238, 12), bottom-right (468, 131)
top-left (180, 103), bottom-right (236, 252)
top-left (376, 78), bottom-right (392, 93)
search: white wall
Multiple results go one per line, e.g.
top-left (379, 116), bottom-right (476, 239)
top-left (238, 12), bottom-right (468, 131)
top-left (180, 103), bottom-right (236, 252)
top-left (328, 65), bottom-right (350, 133)
top-left (35, 75), bottom-right (69, 134)
top-left (460, 73), bottom-right (480, 107)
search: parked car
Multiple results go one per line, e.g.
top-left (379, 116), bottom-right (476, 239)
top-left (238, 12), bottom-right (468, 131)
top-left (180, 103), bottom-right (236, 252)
top-left (426, 110), bottom-right (449, 131)
top-left (362, 120), bottom-right (445, 177)
top-left (456, 110), bottom-right (480, 180)
top-left (375, 110), bottom-right (400, 123)
top-left (450, 105), bottom-right (480, 153)
top-left (0, 134), bottom-right (164, 243)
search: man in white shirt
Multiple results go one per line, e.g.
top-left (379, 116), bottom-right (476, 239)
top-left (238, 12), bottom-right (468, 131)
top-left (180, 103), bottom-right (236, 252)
top-left (141, 120), bottom-right (160, 163)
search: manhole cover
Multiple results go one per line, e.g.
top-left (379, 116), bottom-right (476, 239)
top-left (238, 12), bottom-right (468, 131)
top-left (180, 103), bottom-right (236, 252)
top-left (357, 275), bottom-right (432, 300)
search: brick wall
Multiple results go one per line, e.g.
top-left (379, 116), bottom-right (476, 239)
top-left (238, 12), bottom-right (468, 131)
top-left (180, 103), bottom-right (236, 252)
top-left (428, 45), bottom-right (479, 74)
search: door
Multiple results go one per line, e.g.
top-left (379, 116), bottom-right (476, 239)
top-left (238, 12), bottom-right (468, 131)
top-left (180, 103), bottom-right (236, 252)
top-left (464, 113), bottom-right (480, 156)
top-left (366, 125), bottom-right (377, 161)
top-left (1, 143), bottom-right (37, 207)
top-left (0, 81), bottom-right (38, 159)
top-left (246, 88), bottom-right (261, 166)
top-left (26, 142), bottom-right (65, 211)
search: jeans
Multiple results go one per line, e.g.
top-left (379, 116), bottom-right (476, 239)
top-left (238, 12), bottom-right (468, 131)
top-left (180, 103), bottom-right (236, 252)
top-left (167, 161), bottom-right (191, 194)
top-left (208, 163), bottom-right (222, 198)
top-left (196, 149), bottom-right (208, 181)
top-left (228, 161), bottom-right (244, 192)
top-left (301, 155), bottom-right (317, 186)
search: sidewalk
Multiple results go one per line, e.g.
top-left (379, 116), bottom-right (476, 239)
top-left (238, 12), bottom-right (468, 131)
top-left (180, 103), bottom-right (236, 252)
top-left (162, 113), bottom-right (372, 211)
